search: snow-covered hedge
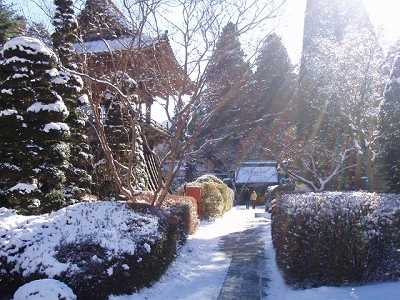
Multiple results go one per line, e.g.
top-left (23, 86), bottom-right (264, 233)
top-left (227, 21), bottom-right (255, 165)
top-left (180, 174), bottom-right (234, 220)
top-left (270, 192), bottom-right (400, 288)
top-left (131, 191), bottom-right (199, 239)
top-left (0, 201), bottom-right (180, 299)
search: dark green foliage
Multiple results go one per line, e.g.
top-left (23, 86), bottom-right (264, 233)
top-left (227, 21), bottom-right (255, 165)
top-left (0, 0), bottom-right (25, 48)
top-left (380, 56), bottom-right (400, 192)
top-left (197, 22), bottom-right (252, 160)
top-left (296, 0), bottom-right (372, 139)
top-left (249, 33), bottom-right (294, 129)
top-left (52, 0), bottom-right (78, 68)
top-left (51, 0), bottom-right (92, 202)
top-left (0, 37), bottom-right (70, 213)
top-left (270, 192), bottom-right (400, 288)
top-left (91, 86), bottom-right (148, 198)
top-left (0, 203), bottom-right (181, 300)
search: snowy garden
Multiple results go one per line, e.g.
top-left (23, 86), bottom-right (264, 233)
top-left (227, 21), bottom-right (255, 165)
top-left (1, 0), bottom-right (400, 299)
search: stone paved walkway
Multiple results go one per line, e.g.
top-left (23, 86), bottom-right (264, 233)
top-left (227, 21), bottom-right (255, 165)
top-left (217, 209), bottom-right (270, 300)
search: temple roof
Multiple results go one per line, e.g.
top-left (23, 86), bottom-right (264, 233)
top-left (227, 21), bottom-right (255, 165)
top-left (78, 0), bottom-right (134, 42)
top-left (75, 0), bottom-right (192, 99)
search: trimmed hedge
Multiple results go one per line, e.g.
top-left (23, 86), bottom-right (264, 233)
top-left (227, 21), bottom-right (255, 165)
top-left (180, 174), bottom-right (234, 220)
top-left (270, 192), bottom-right (400, 289)
top-left (133, 191), bottom-right (199, 237)
top-left (0, 202), bottom-right (180, 300)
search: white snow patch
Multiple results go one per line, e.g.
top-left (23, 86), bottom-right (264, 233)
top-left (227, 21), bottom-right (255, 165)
top-left (8, 183), bottom-right (38, 194)
top-left (78, 94), bottom-right (89, 104)
top-left (2, 36), bottom-right (56, 58)
top-left (27, 99), bottom-right (68, 115)
top-left (0, 202), bottom-right (161, 278)
top-left (42, 122), bottom-right (70, 133)
top-left (13, 279), bottom-right (76, 300)
top-left (0, 109), bottom-right (18, 116)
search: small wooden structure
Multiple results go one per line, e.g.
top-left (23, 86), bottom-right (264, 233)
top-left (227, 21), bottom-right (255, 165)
top-left (75, 0), bottom-right (190, 191)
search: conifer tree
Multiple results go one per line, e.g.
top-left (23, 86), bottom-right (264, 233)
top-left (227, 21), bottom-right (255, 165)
top-left (296, 0), bottom-right (372, 140)
top-left (249, 33), bottom-right (294, 133)
top-left (52, 0), bottom-right (92, 201)
top-left (197, 22), bottom-right (252, 169)
top-left (288, 0), bottom-right (379, 190)
top-left (90, 72), bottom-right (148, 198)
top-left (381, 55), bottom-right (400, 192)
top-left (206, 23), bottom-right (248, 101)
top-left (0, 37), bottom-right (69, 213)
top-left (0, 0), bottom-right (26, 48)
top-left (202, 22), bottom-right (252, 137)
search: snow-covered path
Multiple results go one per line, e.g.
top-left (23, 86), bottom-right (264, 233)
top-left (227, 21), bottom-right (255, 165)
top-left (109, 206), bottom-right (400, 300)
top-left (110, 206), bottom-right (274, 300)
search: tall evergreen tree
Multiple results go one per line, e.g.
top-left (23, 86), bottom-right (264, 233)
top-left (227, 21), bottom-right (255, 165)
top-left (381, 55), bottom-right (400, 192)
top-left (0, 0), bottom-right (25, 48)
top-left (0, 37), bottom-right (70, 213)
top-left (202, 22), bottom-right (252, 138)
top-left (300, 0), bottom-right (371, 67)
top-left (247, 33), bottom-right (295, 154)
top-left (52, 0), bottom-right (92, 202)
top-left (289, 0), bottom-right (380, 190)
top-left (197, 22), bottom-right (252, 169)
top-left (296, 0), bottom-right (373, 139)
top-left (99, 84), bottom-right (148, 196)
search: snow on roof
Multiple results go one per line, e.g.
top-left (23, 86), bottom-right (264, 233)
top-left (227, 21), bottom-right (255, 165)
top-left (240, 160), bottom-right (277, 166)
top-left (96, 0), bottom-right (131, 30)
top-left (235, 164), bottom-right (278, 184)
top-left (73, 35), bottom-right (156, 53)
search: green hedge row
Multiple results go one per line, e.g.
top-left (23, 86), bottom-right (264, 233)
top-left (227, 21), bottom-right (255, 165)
top-left (270, 192), bottom-right (400, 288)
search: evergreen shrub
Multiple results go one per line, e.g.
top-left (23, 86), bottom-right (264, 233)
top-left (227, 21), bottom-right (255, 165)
top-left (134, 191), bottom-right (199, 238)
top-left (180, 174), bottom-right (234, 220)
top-left (270, 192), bottom-right (400, 288)
top-left (0, 202), bottom-right (180, 300)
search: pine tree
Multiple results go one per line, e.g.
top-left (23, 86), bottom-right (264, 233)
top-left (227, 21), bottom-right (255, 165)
top-left (0, 37), bottom-right (70, 213)
top-left (202, 22), bottom-right (252, 137)
top-left (381, 55), bottom-right (400, 192)
top-left (52, 0), bottom-right (92, 202)
top-left (289, 0), bottom-right (379, 190)
top-left (296, 0), bottom-right (373, 140)
top-left (0, 0), bottom-right (26, 48)
top-left (191, 22), bottom-right (251, 173)
top-left (197, 22), bottom-right (252, 168)
top-left (92, 74), bottom-right (148, 198)
top-left (249, 33), bottom-right (294, 133)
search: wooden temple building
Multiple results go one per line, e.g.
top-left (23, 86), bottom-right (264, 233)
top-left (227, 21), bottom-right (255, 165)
top-left (74, 0), bottom-right (189, 191)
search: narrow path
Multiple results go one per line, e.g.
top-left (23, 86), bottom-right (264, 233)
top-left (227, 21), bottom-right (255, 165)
top-left (217, 209), bottom-right (270, 300)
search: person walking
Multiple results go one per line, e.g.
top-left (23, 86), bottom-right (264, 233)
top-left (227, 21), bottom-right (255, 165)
top-left (250, 190), bottom-right (257, 209)
top-left (244, 188), bottom-right (251, 209)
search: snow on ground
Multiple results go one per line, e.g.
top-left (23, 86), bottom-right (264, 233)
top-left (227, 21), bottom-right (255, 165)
top-left (2, 204), bottom-right (400, 299)
top-left (111, 206), bottom-right (400, 300)
top-left (110, 205), bottom-right (255, 300)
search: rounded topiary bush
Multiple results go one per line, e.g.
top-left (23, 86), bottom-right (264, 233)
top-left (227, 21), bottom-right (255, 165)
top-left (179, 174), bottom-right (234, 220)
